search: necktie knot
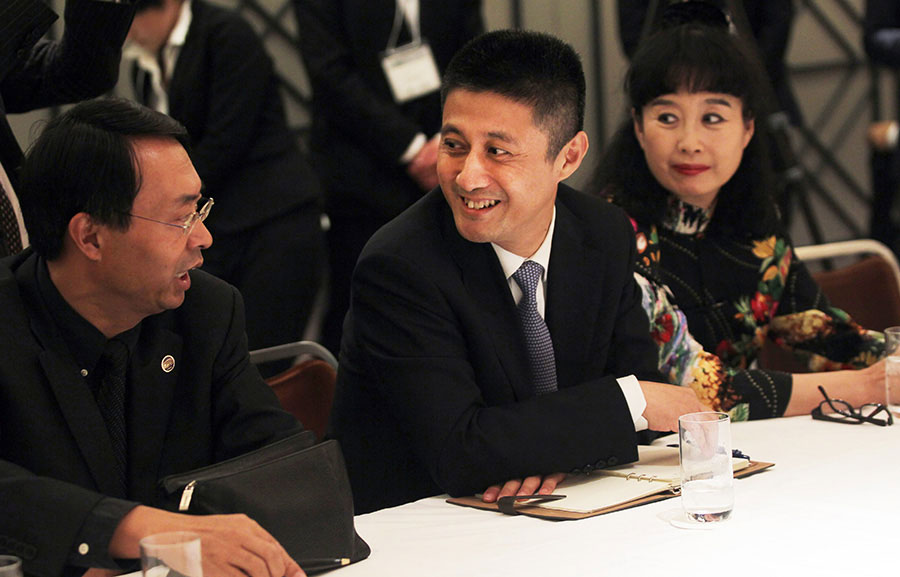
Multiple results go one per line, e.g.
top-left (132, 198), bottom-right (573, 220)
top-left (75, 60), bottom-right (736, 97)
top-left (512, 260), bottom-right (543, 303)
top-left (101, 339), bottom-right (129, 376)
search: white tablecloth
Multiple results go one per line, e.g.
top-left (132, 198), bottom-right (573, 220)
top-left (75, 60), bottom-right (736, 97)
top-left (339, 416), bottom-right (900, 576)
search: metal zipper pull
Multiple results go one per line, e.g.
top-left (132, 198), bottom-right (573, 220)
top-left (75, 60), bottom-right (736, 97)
top-left (179, 480), bottom-right (197, 511)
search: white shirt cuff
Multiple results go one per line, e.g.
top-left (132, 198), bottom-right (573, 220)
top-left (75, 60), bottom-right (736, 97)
top-left (400, 132), bottom-right (428, 164)
top-left (617, 375), bottom-right (648, 431)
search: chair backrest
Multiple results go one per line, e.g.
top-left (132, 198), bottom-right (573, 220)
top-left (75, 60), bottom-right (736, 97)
top-left (249, 341), bottom-right (337, 442)
top-left (759, 239), bottom-right (900, 372)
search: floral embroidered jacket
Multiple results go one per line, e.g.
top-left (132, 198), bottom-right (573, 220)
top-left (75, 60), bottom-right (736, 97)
top-left (632, 200), bottom-right (883, 421)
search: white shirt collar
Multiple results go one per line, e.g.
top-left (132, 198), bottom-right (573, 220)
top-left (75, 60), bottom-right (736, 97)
top-left (124, 0), bottom-right (192, 115)
top-left (168, 0), bottom-right (192, 47)
top-left (492, 206), bottom-right (556, 317)
top-left (492, 205), bottom-right (556, 281)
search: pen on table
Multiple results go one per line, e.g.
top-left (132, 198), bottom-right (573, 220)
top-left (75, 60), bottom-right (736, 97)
top-left (298, 558), bottom-right (350, 572)
top-left (666, 443), bottom-right (750, 459)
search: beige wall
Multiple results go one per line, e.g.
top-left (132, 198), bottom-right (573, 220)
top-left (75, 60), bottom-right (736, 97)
top-left (9, 0), bottom-right (881, 245)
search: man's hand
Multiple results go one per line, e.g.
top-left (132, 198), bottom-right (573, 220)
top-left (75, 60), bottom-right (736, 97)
top-left (109, 506), bottom-right (305, 577)
top-left (640, 380), bottom-right (709, 432)
top-left (406, 135), bottom-right (439, 191)
top-left (481, 473), bottom-right (567, 503)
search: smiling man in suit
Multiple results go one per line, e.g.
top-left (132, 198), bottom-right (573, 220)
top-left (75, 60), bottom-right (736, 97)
top-left (332, 29), bottom-right (706, 514)
top-left (0, 98), bottom-right (305, 577)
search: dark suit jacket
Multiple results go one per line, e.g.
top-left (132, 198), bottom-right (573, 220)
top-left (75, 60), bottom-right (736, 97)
top-left (132, 0), bottom-right (320, 234)
top-left (0, 251), bottom-right (300, 577)
top-left (292, 0), bottom-right (483, 221)
top-left (0, 0), bottom-right (134, 256)
top-left (332, 185), bottom-right (665, 513)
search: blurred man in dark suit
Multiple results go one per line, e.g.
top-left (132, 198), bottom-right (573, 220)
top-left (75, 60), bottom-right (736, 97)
top-left (292, 0), bottom-right (484, 354)
top-left (0, 0), bottom-right (136, 259)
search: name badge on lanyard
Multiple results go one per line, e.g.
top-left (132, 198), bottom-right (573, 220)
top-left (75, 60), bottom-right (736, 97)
top-left (381, 41), bottom-right (441, 104)
top-left (380, 0), bottom-right (440, 104)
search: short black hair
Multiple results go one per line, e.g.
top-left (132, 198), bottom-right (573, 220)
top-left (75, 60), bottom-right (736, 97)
top-left (441, 29), bottom-right (585, 161)
top-left (593, 24), bottom-right (778, 239)
top-left (134, 0), bottom-right (166, 13)
top-left (19, 97), bottom-right (190, 260)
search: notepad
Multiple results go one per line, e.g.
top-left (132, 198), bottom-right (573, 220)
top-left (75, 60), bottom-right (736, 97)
top-left (446, 445), bottom-right (771, 520)
top-left (535, 445), bottom-right (749, 513)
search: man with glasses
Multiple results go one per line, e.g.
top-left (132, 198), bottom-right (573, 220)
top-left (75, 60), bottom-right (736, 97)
top-left (0, 98), bottom-right (306, 577)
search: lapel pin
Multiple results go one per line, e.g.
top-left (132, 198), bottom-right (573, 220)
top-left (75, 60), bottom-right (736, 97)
top-left (161, 355), bottom-right (175, 373)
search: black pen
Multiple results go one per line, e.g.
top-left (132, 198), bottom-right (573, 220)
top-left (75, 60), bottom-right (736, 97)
top-left (666, 443), bottom-right (751, 460)
top-left (298, 557), bottom-right (350, 572)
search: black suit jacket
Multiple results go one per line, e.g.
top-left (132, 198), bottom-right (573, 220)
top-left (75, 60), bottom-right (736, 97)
top-left (0, 0), bottom-right (135, 255)
top-left (0, 251), bottom-right (300, 577)
top-left (132, 0), bottom-right (320, 234)
top-left (292, 0), bottom-right (483, 221)
top-left (332, 185), bottom-right (665, 513)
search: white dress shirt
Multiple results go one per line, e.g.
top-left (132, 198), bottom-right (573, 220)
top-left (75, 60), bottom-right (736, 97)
top-left (491, 206), bottom-right (649, 431)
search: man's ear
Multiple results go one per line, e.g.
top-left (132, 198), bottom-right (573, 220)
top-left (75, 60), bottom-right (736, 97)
top-left (557, 130), bottom-right (589, 181)
top-left (67, 213), bottom-right (103, 262)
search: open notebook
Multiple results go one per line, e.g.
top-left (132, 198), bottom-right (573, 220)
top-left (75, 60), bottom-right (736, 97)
top-left (447, 445), bottom-right (772, 520)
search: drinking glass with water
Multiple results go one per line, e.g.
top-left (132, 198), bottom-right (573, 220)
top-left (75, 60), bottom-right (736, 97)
top-left (678, 412), bottom-right (734, 523)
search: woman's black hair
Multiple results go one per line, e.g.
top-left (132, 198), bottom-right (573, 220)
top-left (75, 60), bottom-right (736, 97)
top-left (592, 23), bottom-right (780, 239)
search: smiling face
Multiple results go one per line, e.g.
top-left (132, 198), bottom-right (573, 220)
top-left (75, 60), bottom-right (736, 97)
top-left (634, 90), bottom-right (754, 210)
top-left (94, 137), bottom-right (211, 324)
top-left (437, 89), bottom-right (588, 257)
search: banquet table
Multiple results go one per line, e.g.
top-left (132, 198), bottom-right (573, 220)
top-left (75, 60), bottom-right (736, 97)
top-left (337, 415), bottom-right (899, 576)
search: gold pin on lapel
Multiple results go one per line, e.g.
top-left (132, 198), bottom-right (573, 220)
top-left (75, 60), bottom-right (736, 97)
top-left (161, 355), bottom-right (175, 373)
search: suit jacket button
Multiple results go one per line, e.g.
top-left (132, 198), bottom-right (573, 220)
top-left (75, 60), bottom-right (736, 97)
top-left (594, 459), bottom-right (606, 469)
top-left (607, 457), bottom-right (618, 466)
top-left (78, 543), bottom-right (89, 556)
top-left (582, 464), bottom-right (594, 474)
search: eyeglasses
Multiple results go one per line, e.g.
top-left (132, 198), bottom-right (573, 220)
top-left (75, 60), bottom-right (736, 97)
top-left (811, 385), bottom-right (893, 426)
top-left (128, 196), bottom-right (214, 236)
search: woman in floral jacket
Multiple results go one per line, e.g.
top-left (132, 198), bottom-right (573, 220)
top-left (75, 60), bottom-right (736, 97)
top-left (593, 22), bottom-right (885, 421)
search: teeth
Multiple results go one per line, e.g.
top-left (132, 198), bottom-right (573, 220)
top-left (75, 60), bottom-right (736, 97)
top-left (464, 198), bottom-right (499, 210)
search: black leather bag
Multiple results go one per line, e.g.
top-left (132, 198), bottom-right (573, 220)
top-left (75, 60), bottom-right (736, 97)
top-left (160, 431), bottom-right (370, 574)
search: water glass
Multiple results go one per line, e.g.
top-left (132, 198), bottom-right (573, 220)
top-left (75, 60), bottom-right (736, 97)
top-left (140, 532), bottom-right (203, 577)
top-left (678, 411), bottom-right (733, 522)
top-left (884, 326), bottom-right (900, 416)
top-left (0, 556), bottom-right (22, 577)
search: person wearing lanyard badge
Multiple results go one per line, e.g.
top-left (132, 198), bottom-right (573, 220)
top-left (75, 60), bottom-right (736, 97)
top-left (292, 0), bottom-right (484, 356)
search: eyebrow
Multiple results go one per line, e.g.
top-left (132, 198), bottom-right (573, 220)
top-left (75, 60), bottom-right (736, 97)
top-left (177, 192), bottom-right (202, 207)
top-left (648, 96), bottom-right (734, 108)
top-left (441, 124), bottom-right (518, 145)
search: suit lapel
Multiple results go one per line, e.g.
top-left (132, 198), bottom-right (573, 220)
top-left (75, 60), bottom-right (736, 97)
top-left (166, 2), bottom-right (201, 119)
top-left (128, 318), bottom-right (182, 501)
top-left (14, 255), bottom-right (124, 496)
top-left (545, 198), bottom-right (603, 385)
top-left (37, 349), bottom-right (123, 496)
top-left (440, 202), bottom-right (534, 401)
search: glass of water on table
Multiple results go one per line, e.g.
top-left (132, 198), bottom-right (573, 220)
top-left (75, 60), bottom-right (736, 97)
top-left (678, 411), bottom-right (734, 523)
top-left (884, 327), bottom-right (900, 418)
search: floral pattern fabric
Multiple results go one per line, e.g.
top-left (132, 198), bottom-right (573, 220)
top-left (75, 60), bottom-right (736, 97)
top-left (631, 199), bottom-right (884, 421)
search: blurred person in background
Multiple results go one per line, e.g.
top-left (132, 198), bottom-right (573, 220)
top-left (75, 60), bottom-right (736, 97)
top-left (292, 0), bottom-right (483, 355)
top-left (127, 0), bottom-right (326, 375)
